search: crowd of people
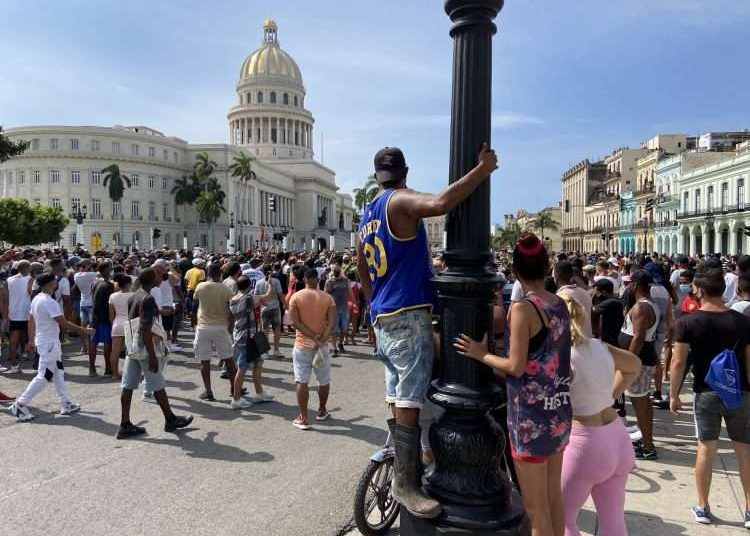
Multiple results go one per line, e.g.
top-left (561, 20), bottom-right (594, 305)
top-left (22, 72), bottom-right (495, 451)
top-left (2, 143), bottom-right (750, 536)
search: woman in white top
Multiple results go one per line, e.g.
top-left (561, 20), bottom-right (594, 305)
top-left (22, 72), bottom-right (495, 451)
top-left (108, 274), bottom-right (133, 379)
top-left (560, 296), bottom-right (641, 536)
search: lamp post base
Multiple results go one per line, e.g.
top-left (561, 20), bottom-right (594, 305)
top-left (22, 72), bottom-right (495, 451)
top-left (400, 508), bottom-right (529, 536)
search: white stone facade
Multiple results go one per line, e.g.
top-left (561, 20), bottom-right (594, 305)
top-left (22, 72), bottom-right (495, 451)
top-left (0, 19), bottom-right (354, 252)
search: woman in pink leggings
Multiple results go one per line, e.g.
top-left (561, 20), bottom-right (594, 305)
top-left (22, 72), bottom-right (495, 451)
top-left (560, 297), bottom-right (641, 536)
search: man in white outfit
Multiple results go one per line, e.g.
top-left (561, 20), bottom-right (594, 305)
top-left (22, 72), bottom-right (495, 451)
top-left (5, 260), bottom-right (34, 374)
top-left (9, 274), bottom-right (94, 421)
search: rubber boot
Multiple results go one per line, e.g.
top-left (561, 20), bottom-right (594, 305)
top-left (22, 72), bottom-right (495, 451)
top-left (392, 422), bottom-right (441, 519)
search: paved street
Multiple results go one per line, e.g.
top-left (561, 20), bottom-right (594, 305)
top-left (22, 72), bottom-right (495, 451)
top-left (0, 331), bottom-right (389, 536)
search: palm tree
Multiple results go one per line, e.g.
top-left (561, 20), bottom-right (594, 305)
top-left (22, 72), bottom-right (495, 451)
top-left (101, 164), bottom-right (130, 249)
top-left (528, 212), bottom-right (558, 241)
top-left (194, 151), bottom-right (218, 182)
top-left (229, 152), bottom-right (257, 222)
top-left (493, 224), bottom-right (522, 250)
top-left (195, 185), bottom-right (226, 251)
top-left (353, 174), bottom-right (379, 213)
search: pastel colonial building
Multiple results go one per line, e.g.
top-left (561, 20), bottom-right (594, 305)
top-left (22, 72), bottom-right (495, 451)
top-left (0, 20), bottom-right (354, 252)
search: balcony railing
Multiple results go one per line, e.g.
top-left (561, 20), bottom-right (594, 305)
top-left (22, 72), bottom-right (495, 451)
top-left (130, 215), bottom-right (143, 221)
top-left (657, 220), bottom-right (678, 228)
top-left (680, 205), bottom-right (747, 219)
top-left (89, 214), bottom-right (103, 220)
top-left (148, 215), bottom-right (159, 222)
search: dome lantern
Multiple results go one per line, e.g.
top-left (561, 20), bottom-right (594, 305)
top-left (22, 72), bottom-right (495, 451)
top-left (263, 18), bottom-right (278, 45)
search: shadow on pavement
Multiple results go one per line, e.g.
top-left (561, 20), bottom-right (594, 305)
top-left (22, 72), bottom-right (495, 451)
top-left (142, 430), bottom-right (274, 463)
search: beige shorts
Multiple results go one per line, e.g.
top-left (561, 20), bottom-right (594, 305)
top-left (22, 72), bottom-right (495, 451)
top-left (628, 365), bottom-right (656, 398)
top-left (194, 324), bottom-right (233, 361)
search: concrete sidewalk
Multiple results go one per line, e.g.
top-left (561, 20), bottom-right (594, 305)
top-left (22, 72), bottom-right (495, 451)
top-left (346, 389), bottom-right (748, 536)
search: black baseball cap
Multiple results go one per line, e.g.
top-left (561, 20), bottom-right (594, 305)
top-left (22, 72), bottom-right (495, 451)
top-left (374, 147), bottom-right (407, 184)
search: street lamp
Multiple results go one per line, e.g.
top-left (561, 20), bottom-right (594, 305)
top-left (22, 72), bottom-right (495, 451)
top-left (401, 1), bottom-right (527, 535)
top-left (70, 203), bottom-right (87, 248)
top-left (228, 212), bottom-right (236, 254)
top-left (705, 212), bottom-right (715, 254)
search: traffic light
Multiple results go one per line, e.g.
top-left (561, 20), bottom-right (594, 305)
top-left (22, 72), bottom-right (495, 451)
top-left (152, 228), bottom-right (161, 240)
top-left (269, 196), bottom-right (277, 212)
top-left (744, 225), bottom-right (750, 237)
top-left (646, 198), bottom-right (655, 211)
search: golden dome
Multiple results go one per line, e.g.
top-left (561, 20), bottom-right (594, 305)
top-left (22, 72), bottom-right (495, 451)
top-left (239, 21), bottom-right (303, 85)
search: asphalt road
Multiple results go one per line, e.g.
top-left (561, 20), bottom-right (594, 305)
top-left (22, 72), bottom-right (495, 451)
top-left (0, 330), bottom-right (389, 536)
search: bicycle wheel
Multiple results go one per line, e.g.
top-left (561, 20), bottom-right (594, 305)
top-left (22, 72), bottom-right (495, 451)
top-left (353, 458), bottom-right (400, 536)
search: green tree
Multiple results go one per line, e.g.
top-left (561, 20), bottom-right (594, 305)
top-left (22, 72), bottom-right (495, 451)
top-left (195, 186), bottom-right (226, 251)
top-left (353, 174), bottom-right (378, 213)
top-left (101, 164), bottom-right (131, 248)
top-left (229, 152), bottom-right (257, 222)
top-left (0, 126), bottom-right (29, 163)
top-left (194, 151), bottom-right (218, 181)
top-left (493, 224), bottom-right (522, 250)
top-left (528, 212), bottom-right (558, 241)
top-left (0, 199), bottom-right (68, 246)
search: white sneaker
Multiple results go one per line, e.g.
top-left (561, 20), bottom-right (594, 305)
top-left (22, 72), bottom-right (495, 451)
top-left (169, 343), bottom-right (182, 352)
top-left (230, 398), bottom-right (252, 410)
top-left (142, 392), bottom-right (157, 404)
top-left (60, 402), bottom-right (81, 415)
top-left (2, 364), bottom-right (21, 374)
top-left (252, 392), bottom-right (275, 403)
top-left (9, 403), bottom-right (34, 421)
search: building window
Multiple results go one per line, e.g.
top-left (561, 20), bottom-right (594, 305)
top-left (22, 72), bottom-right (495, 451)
top-left (257, 91), bottom-right (264, 104)
top-left (71, 170), bottom-right (80, 184)
top-left (293, 95), bottom-right (298, 107)
top-left (51, 170), bottom-right (60, 183)
top-left (131, 144), bottom-right (139, 156)
top-left (149, 201), bottom-right (156, 219)
top-left (271, 128), bottom-right (277, 143)
top-left (18, 171), bottom-right (24, 185)
top-left (148, 146), bottom-right (155, 157)
top-left (683, 191), bottom-right (689, 213)
top-left (91, 170), bottom-right (101, 185)
top-left (148, 175), bottom-right (155, 188)
top-left (112, 201), bottom-right (121, 216)
top-left (739, 178), bottom-right (746, 209)
top-left (50, 138), bottom-right (58, 150)
top-left (71, 138), bottom-right (79, 150)
top-left (33, 170), bottom-right (40, 184)
top-left (162, 177), bottom-right (168, 190)
top-left (31, 139), bottom-right (39, 150)
top-left (112, 141), bottom-right (120, 153)
top-left (131, 200), bottom-right (140, 217)
top-left (283, 93), bottom-right (289, 105)
top-left (32, 197), bottom-right (40, 206)
top-left (163, 202), bottom-right (169, 220)
top-left (721, 182), bottom-right (728, 210)
top-left (707, 185), bottom-right (714, 211)
top-left (91, 198), bottom-right (101, 217)
top-left (90, 139), bottom-right (100, 152)
top-left (71, 197), bottom-right (81, 211)
top-left (270, 91), bottom-right (277, 104)
top-left (131, 173), bottom-right (139, 187)
top-left (173, 152), bottom-right (178, 162)
top-left (163, 148), bottom-right (168, 159)
top-left (51, 197), bottom-right (61, 209)
top-left (695, 189), bottom-right (701, 213)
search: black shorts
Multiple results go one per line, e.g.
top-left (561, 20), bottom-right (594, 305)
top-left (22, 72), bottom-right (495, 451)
top-left (161, 313), bottom-right (174, 332)
top-left (9, 320), bottom-right (28, 334)
top-left (694, 391), bottom-right (750, 443)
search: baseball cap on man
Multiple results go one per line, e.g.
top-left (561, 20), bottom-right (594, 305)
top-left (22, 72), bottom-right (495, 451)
top-left (374, 147), bottom-right (407, 184)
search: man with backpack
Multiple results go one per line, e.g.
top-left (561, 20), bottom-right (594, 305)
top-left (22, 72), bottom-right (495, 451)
top-left (671, 268), bottom-right (750, 528)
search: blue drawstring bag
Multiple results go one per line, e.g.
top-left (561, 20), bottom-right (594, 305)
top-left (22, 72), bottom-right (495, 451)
top-left (705, 348), bottom-right (743, 410)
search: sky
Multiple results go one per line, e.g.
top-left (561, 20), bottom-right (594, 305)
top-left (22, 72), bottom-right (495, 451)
top-left (2, 0), bottom-right (749, 225)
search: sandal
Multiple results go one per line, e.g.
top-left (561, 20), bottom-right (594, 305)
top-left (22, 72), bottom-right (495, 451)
top-left (292, 417), bottom-right (311, 430)
top-left (315, 411), bottom-right (331, 421)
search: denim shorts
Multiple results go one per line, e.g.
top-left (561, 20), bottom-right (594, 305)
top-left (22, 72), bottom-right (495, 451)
top-left (261, 308), bottom-right (282, 331)
top-left (374, 308), bottom-right (433, 409)
top-left (234, 341), bottom-right (264, 370)
top-left (79, 305), bottom-right (93, 326)
top-left (292, 346), bottom-right (331, 386)
top-left (694, 391), bottom-right (750, 443)
top-left (92, 323), bottom-right (112, 345)
top-left (335, 308), bottom-right (350, 334)
top-left (121, 356), bottom-right (167, 392)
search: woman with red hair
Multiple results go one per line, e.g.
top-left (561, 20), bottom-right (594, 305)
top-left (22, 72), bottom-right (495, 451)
top-left (455, 233), bottom-right (572, 536)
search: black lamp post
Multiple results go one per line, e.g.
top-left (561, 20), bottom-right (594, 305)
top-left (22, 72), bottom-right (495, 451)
top-left (70, 203), bottom-right (87, 247)
top-left (401, 1), bottom-right (527, 534)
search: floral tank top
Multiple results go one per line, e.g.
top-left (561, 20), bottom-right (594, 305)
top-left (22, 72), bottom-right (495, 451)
top-left (506, 293), bottom-right (572, 459)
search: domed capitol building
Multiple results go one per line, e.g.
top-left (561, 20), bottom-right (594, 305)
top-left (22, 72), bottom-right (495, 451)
top-left (0, 19), bottom-right (354, 252)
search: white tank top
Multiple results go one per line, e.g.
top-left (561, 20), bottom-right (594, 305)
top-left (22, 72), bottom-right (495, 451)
top-left (570, 338), bottom-right (615, 416)
top-left (621, 298), bottom-right (659, 342)
top-left (7, 274), bottom-right (31, 321)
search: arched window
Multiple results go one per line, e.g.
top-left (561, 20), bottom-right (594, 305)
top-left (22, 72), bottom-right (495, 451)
top-left (246, 92), bottom-right (251, 104)
top-left (270, 91), bottom-right (277, 104)
top-left (283, 93), bottom-right (289, 105)
top-left (257, 91), bottom-right (264, 104)
top-left (293, 95), bottom-right (298, 107)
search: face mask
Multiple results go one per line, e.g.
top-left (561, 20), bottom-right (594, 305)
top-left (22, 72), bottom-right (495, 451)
top-left (679, 284), bottom-right (691, 293)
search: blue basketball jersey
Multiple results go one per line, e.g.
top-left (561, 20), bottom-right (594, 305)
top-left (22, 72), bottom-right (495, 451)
top-left (358, 189), bottom-right (436, 322)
